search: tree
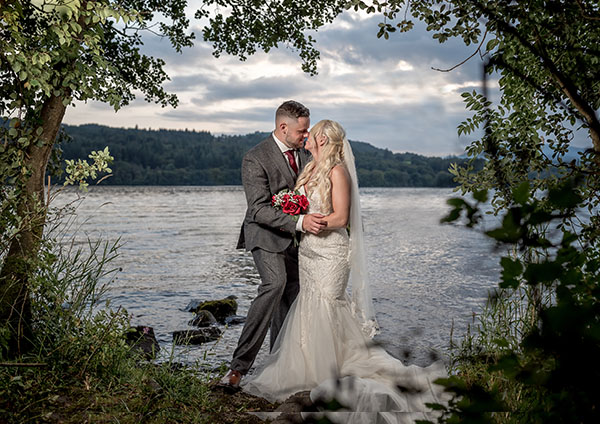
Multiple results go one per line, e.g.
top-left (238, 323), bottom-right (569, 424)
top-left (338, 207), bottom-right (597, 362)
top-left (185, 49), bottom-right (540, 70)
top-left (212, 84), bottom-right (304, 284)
top-left (0, 0), bottom-right (194, 355)
top-left (0, 0), bottom-right (359, 356)
top-left (352, 1), bottom-right (599, 213)
top-left (337, 1), bottom-right (599, 420)
top-left (203, 0), bottom-right (599, 419)
top-left (200, 0), bottom-right (599, 214)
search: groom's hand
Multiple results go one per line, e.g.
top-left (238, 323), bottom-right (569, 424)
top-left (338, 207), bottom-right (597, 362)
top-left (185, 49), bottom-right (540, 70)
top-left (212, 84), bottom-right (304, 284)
top-left (303, 213), bottom-right (327, 235)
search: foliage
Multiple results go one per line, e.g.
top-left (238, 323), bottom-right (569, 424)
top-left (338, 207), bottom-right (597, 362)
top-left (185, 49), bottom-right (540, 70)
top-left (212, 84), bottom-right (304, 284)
top-left (330, 1), bottom-right (600, 421)
top-left (438, 179), bottom-right (600, 423)
top-left (0, 0), bottom-right (197, 354)
top-left (348, 0), bottom-right (600, 221)
top-left (198, 0), bottom-right (348, 75)
top-left (55, 124), bottom-right (479, 187)
top-left (63, 146), bottom-right (114, 190)
top-left (0, 203), bottom-right (272, 423)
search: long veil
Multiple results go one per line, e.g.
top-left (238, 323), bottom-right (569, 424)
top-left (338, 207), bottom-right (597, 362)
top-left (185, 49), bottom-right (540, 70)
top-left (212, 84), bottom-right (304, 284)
top-left (343, 137), bottom-right (380, 339)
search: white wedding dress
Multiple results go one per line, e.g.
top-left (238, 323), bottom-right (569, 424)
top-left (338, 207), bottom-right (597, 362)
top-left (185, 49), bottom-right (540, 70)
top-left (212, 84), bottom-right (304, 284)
top-left (242, 187), bottom-right (451, 423)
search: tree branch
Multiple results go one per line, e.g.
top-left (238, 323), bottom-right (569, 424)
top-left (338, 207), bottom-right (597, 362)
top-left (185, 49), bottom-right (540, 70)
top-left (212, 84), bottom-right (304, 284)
top-left (0, 362), bottom-right (46, 367)
top-left (474, 1), bottom-right (600, 152)
top-left (432, 28), bottom-right (489, 72)
top-left (575, 0), bottom-right (600, 21)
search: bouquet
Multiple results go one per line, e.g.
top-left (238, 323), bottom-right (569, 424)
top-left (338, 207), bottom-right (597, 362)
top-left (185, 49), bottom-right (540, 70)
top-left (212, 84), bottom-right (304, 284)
top-left (272, 189), bottom-right (309, 245)
top-left (272, 189), bottom-right (309, 217)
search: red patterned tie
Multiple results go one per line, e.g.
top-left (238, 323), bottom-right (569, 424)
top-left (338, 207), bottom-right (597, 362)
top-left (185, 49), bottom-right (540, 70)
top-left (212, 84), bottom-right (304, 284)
top-left (284, 150), bottom-right (298, 174)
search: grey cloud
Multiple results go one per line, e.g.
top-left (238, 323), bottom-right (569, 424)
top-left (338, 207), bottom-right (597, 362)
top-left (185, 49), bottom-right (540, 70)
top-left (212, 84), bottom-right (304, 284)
top-left (137, 10), bottom-right (485, 85)
top-left (198, 75), bottom-right (309, 102)
top-left (315, 14), bottom-right (484, 83)
top-left (160, 106), bottom-right (274, 124)
top-left (165, 74), bottom-right (209, 92)
top-left (308, 99), bottom-right (474, 156)
top-left (137, 32), bottom-right (197, 64)
top-left (66, 9), bottom-right (493, 157)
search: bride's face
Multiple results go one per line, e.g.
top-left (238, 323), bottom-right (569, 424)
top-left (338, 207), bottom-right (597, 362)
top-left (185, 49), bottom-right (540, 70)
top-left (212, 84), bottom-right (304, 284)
top-left (305, 132), bottom-right (323, 161)
top-left (305, 132), bottom-right (317, 158)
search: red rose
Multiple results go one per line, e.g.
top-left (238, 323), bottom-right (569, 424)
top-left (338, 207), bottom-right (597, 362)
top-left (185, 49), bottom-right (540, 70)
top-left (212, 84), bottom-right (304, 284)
top-left (296, 195), bottom-right (309, 211)
top-left (282, 194), bottom-right (291, 203)
top-left (282, 200), bottom-right (301, 215)
top-left (271, 194), bottom-right (277, 206)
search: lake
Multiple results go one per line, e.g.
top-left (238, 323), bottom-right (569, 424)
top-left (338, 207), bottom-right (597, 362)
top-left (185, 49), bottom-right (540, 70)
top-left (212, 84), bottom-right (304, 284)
top-left (51, 186), bottom-right (501, 369)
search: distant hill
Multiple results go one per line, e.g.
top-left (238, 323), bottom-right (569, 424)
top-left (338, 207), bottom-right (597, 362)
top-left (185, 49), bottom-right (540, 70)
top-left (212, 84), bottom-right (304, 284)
top-left (56, 124), bottom-right (480, 187)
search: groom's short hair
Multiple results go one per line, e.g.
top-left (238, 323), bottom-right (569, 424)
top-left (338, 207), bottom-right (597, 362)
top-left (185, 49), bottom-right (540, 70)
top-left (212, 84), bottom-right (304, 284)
top-left (276, 100), bottom-right (310, 123)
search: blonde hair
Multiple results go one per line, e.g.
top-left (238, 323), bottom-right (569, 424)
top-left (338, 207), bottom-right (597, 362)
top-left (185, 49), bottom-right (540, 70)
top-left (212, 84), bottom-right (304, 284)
top-left (295, 120), bottom-right (346, 213)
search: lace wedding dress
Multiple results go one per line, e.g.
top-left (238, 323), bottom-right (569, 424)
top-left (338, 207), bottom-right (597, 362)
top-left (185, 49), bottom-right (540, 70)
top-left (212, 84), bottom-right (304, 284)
top-left (242, 187), bottom-right (450, 423)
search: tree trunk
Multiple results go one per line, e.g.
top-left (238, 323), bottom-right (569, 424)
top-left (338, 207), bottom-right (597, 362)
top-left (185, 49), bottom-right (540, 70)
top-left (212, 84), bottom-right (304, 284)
top-left (0, 95), bottom-right (67, 357)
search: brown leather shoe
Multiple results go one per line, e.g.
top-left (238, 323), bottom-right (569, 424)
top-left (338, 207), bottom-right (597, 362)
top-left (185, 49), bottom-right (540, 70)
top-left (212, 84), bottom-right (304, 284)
top-left (217, 369), bottom-right (242, 392)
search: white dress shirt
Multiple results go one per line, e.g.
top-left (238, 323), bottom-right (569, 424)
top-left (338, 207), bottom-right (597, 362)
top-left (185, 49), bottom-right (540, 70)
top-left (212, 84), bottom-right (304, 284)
top-left (272, 133), bottom-right (305, 233)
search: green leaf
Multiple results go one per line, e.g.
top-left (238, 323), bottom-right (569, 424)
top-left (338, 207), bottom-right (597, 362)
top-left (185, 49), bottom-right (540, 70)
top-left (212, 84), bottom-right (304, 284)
top-left (548, 182), bottom-right (583, 209)
top-left (472, 190), bottom-right (488, 203)
top-left (447, 198), bottom-right (466, 208)
top-left (486, 210), bottom-right (522, 243)
top-left (524, 262), bottom-right (562, 285)
top-left (486, 38), bottom-right (499, 51)
top-left (512, 181), bottom-right (530, 205)
top-left (499, 257), bottom-right (522, 288)
top-left (441, 208), bottom-right (461, 223)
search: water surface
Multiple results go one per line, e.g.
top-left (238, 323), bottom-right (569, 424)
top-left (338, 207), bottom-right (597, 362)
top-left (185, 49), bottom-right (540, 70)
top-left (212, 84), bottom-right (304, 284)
top-left (52, 186), bottom-right (500, 368)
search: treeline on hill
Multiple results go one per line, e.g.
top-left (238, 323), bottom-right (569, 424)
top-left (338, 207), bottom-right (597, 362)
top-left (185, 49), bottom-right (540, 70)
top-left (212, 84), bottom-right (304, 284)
top-left (56, 124), bottom-right (479, 187)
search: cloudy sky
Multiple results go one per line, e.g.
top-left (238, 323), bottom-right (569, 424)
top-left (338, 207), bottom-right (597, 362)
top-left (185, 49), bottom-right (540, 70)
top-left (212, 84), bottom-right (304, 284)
top-left (63, 7), bottom-right (489, 157)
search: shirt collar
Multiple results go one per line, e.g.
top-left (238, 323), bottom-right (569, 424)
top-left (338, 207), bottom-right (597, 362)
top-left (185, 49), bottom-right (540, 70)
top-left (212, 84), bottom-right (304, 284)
top-left (272, 132), bottom-right (294, 153)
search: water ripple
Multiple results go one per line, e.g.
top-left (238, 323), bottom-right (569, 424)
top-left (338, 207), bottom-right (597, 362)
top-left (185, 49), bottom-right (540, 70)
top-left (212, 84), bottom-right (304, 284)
top-left (52, 186), bottom-right (500, 368)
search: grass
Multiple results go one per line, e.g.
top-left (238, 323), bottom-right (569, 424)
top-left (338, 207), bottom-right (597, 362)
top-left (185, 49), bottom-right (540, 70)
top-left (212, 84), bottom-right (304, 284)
top-left (446, 277), bottom-right (556, 422)
top-left (0, 358), bottom-right (277, 423)
top-left (0, 205), bottom-right (278, 424)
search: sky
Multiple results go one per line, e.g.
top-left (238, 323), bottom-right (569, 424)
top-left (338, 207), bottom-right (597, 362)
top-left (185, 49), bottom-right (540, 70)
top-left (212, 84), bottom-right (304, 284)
top-left (63, 7), bottom-right (490, 157)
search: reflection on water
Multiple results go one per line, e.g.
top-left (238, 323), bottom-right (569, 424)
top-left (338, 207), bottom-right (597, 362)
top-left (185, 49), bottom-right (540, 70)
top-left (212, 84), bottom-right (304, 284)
top-left (52, 186), bottom-right (500, 368)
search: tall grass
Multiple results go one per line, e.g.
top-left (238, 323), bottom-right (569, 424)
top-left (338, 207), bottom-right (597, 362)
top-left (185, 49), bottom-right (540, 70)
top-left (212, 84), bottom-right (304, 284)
top-left (447, 277), bottom-right (555, 421)
top-left (0, 199), bottom-right (269, 423)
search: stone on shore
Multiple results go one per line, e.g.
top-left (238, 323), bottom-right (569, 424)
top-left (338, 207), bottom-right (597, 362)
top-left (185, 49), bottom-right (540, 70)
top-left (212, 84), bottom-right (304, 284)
top-left (272, 391), bottom-right (313, 423)
top-left (188, 310), bottom-right (218, 327)
top-left (224, 315), bottom-right (246, 326)
top-left (126, 326), bottom-right (160, 359)
top-left (182, 299), bottom-right (202, 312)
top-left (190, 295), bottom-right (238, 323)
top-left (173, 327), bottom-right (222, 345)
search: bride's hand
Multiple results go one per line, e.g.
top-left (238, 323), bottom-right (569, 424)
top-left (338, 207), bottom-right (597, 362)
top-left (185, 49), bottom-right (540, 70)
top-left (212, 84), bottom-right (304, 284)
top-left (303, 213), bottom-right (327, 235)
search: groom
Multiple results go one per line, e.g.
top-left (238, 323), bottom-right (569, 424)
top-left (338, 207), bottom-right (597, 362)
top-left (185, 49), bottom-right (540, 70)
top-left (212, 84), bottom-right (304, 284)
top-left (219, 100), bottom-right (327, 390)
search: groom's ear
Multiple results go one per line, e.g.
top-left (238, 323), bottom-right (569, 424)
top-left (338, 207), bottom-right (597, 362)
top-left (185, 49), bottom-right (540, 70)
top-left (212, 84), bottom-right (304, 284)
top-left (279, 121), bottom-right (288, 135)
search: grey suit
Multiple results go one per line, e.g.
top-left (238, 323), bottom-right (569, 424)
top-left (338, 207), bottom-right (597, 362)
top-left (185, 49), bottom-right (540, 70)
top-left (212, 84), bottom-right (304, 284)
top-left (232, 135), bottom-right (310, 374)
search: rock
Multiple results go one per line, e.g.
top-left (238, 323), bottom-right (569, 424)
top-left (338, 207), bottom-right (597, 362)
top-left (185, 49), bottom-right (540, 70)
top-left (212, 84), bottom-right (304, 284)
top-left (272, 391), bottom-right (314, 423)
top-left (126, 326), bottom-right (160, 359)
top-left (188, 310), bottom-right (218, 327)
top-left (224, 315), bottom-right (246, 326)
top-left (182, 299), bottom-right (203, 312)
top-left (191, 296), bottom-right (238, 323)
top-left (172, 327), bottom-right (222, 345)
top-left (145, 377), bottom-right (162, 394)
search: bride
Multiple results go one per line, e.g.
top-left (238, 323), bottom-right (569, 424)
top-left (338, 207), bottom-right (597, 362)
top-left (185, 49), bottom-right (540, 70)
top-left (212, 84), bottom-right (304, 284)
top-left (242, 120), bottom-right (449, 422)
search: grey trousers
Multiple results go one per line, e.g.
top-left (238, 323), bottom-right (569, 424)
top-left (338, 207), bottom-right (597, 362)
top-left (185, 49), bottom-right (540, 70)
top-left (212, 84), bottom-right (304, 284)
top-left (230, 245), bottom-right (299, 374)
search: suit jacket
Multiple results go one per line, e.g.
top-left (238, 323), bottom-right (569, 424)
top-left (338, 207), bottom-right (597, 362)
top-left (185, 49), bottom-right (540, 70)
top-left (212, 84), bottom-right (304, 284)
top-left (237, 135), bottom-right (311, 252)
